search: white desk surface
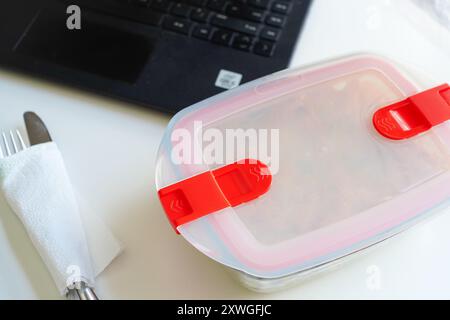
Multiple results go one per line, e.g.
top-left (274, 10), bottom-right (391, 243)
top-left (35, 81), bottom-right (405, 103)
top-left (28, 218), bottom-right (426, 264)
top-left (1, 0), bottom-right (450, 299)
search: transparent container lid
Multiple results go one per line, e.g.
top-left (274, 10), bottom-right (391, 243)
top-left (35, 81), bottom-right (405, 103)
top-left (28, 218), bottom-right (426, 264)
top-left (155, 55), bottom-right (450, 278)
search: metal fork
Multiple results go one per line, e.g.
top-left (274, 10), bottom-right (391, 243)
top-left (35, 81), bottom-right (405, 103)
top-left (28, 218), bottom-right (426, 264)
top-left (0, 130), bottom-right (27, 159)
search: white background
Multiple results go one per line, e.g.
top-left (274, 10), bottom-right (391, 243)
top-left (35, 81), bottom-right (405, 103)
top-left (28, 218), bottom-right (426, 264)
top-left (1, 0), bottom-right (450, 299)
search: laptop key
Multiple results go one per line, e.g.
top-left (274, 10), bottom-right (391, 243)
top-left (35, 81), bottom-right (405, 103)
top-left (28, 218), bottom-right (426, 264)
top-left (265, 14), bottom-right (285, 28)
top-left (212, 14), bottom-right (260, 36)
top-left (151, 0), bottom-right (173, 13)
top-left (191, 8), bottom-right (211, 23)
top-left (207, 0), bottom-right (228, 12)
top-left (171, 3), bottom-right (192, 18)
top-left (248, 0), bottom-right (270, 9)
top-left (232, 34), bottom-right (254, 51)
top-left (271, 1), bottom-right (292, 14)
top-left (225, 4), bottom-right (241, 16)
top-left (254, 40), bottom-right (275, 57)
top-left (193, 25), bottom-right (214, 40)
top-left (260, 27), bottom-right (280, 41)
top-left (226, 4), bottom-right (265, 22)
top-left (212, 29), bottom-right (234, 46)
top-left (163, 17), bottom-right (193, 35)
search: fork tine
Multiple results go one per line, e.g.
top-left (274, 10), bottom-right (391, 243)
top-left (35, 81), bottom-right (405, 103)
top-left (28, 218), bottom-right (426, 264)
top-left (10, 130), bottom-right (18, 154)
top-left (16, 130), bottom-right (26, 151)
top-left (0, 130), bottom-right (28, 158)
top-left (2, 132), bottom-right (11, 156)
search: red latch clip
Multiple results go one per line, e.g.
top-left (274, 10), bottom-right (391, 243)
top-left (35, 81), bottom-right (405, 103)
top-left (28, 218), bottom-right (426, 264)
top-left (373, 84), bottom-right (450, 140)
top-left (158, 159), bottom-right (272, 232)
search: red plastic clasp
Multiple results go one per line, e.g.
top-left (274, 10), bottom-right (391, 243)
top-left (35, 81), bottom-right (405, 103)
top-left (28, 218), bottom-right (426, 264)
top-left (158, 159), bottom-right (272, 233)
top-left (373, 84), bottom-right (450, 140)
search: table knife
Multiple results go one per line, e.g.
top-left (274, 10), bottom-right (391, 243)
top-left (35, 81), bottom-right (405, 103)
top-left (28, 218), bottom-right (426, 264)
top-left (23, 112), bottom-right (52, 145)
top-left (23, 111), bottom-right (99, 301)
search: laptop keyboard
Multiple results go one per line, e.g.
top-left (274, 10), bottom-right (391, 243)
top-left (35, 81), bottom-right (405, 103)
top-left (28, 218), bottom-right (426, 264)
top-left (88, 0), bottom-right (296, 57)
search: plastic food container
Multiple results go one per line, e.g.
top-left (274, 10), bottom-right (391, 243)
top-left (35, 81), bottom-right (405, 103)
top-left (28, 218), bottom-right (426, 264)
top-left (155, 54), bottom-right (450, 292)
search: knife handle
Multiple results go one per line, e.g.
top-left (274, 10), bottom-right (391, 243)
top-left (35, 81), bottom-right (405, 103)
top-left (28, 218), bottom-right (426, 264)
top-left (67, 282), bottom-right (99, 300)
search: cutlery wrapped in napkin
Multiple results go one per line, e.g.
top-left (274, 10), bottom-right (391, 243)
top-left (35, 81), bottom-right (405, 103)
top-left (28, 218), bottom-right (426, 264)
top-left (0, 141), bottom-right (122, 295)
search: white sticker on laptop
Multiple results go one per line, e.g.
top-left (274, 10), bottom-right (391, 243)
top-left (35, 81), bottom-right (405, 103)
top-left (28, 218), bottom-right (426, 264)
top-left (215, 69), bottom-right (243, 90)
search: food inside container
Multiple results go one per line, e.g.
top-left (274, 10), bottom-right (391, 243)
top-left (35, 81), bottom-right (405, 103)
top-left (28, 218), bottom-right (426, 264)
top-left (155, 54), bottom-right (450, 292)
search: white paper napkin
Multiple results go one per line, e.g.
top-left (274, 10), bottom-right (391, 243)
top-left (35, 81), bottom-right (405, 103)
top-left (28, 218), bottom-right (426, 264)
top-left (0, 142), bottom-right (122, 295)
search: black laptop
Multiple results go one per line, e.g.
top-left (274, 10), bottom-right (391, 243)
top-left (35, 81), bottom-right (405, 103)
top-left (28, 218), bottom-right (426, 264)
top-left (0, 0), bottom-right (311, 113)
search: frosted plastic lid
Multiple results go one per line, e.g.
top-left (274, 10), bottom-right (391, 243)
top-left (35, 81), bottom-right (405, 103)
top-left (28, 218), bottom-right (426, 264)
top-left (155, 55), bottom-right (450, 278)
